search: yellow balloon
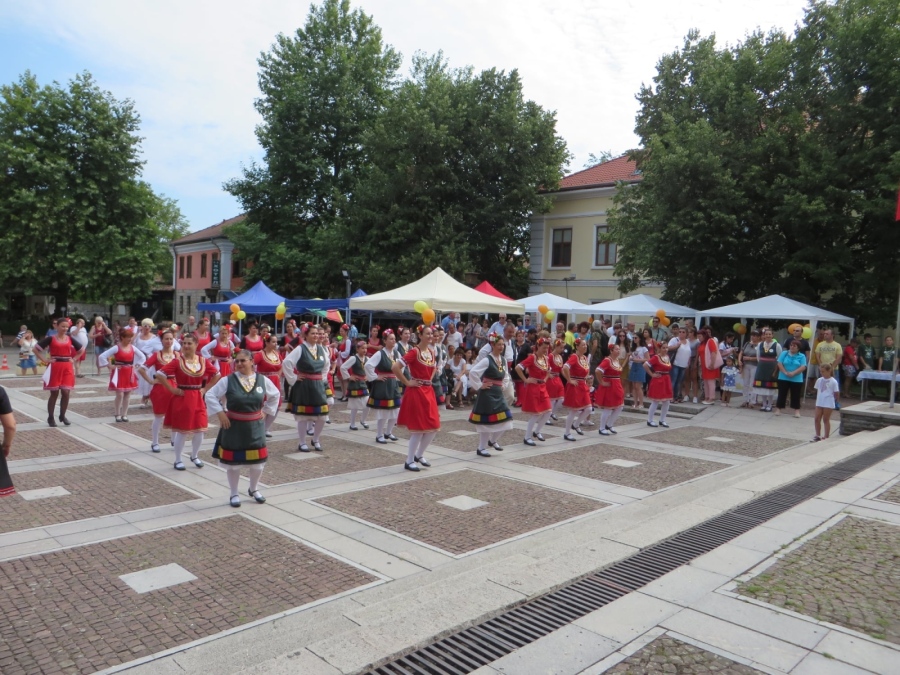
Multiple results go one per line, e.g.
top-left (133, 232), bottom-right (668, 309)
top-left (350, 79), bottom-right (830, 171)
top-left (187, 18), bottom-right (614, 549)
top-left (538, 304), bottom-right (549, 315)
top-left (237, 310), bottom-right (247, 320)
top-left (545, 310), bottom-right (556, 323)
top-left (414, 300), bottom-right (428, 314)
top-left (801, 327), bottom-right (812, 339)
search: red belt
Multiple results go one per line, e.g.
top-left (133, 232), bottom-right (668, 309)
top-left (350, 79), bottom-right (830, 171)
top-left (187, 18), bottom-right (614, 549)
top-left (377, 373), bottom-right (398, 379)
top-left (483, 378), bottom-right (503, 387)
top-left (179, 385), bottom-right (202, 390)
top-left (52, 357), bottom-right (73, 362)
top-left (226, 410), bottom-right (264, 421)
top-left (548, 373), bottom-right (560, 378)
top-left (294, 372), bottom-right (324, 380)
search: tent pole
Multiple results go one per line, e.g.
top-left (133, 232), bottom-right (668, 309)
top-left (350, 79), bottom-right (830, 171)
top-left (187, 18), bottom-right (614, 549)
top-left (806, 318), bottom-right (818, 395)
top-left (890, 275), bottom-right (900, 408)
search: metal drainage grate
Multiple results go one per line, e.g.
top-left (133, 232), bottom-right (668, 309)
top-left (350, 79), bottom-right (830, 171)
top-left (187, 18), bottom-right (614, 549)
top-left (366, 436), bottom-right (900, 675)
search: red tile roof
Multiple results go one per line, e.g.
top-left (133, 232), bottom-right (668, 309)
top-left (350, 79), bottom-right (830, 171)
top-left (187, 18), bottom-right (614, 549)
top-left (172, 214), bottom-right (246, 245)
top-left (556, 154), bottom-right (642, 192)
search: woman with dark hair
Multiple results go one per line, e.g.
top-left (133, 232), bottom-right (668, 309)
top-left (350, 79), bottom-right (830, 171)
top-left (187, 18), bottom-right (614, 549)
top-left (193, 317), bottom-right (213, 351)
top-left (36, 318), bottom-right (85, 427)
top-left (253, 333), bottom-right (284, 436)
top-left (561, 338), bottom-right (592, 440)
top-left (546, 339), bottom-right (567, 422)
top-left (365, 324), bottom-right (382, 358)
top-left (644, 340), bottom-right (673, 427)
top-left (515, 337), bottom-right (553, 446)
top-left (752, 328), bottom-right (781, 412)
top-left (139, 330), bottom-right (177, 452)
top-left (365, 329), bottom-right (401, 444)
top-left (239, 321), bottom-right (265, 354)
top-left (775, 339), bottom-right (806, 418)
top-left (283, 324), bottom-right (331, 452)
top-left (467, 332), bottom-right (514, 456)
top-left (340, 339), bottom-right (371, 430)
top-left (202, 325), bottom-right (237, 378)
top-left (595, 343), bottom-right (626, 435)
top-left (394, 325), bottom-right (441, 471)
top-left (699, 327), bottom-right (722, 405)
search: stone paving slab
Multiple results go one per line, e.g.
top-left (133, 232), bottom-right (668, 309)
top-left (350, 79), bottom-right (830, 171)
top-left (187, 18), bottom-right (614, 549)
top-left (64, 401), bottom-right (153, 418)
top-left (316, 469), bottom-right (609, 555)
top-left (391, 418), bottom-right (517, 452)
top-left (22, 387), bottom-right (115, 400)
top-left (737, 516), bottom-right (900, 644)
top-left (0, 376), bottom-right (45, 388)
top-left (0, 516), bottom-right (378, 675)
top-left (0, 462), bottom-right (197, 533)
top-left (114, 419), bottom-right (221, 442)
top-left (514, 443), bottom-right (729, 491)
top-left (7, 428), bottom-right (102, 460)
top-left (605, 635), bottom-right (766, 674)
top-left (219, 438), bottom-right (403, 486)
top-left (12, 409), bottom-right (37, 424)
top-left (634, 426), bottom-right (800, 457)
top-left (875, 482), bottom-right (900, 504)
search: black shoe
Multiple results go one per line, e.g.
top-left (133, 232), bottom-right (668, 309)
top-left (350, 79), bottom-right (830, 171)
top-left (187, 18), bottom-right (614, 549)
top-left (48, 416), bottom-right (57, 428)
top-left (375, 436), bottom-right (388, 444)
top-left (387, 434), bottom-right (398, 441)
top-left (415, 456), bottom-right (431, 467)
top-left (298, 443), bottom-right (311, 452)
top-left (659, 421), bottom-right (670, 428)
top-left (59, 416), bottom-right (71, 426)
top-left (362, 422), bottom-right (369, 429)
top-left (230, 495), bottom-right (241, 508)
top-left (349, 425), bottom-right (359, 431)
top-left (121, 416), bottom-right (129, 423)
top-left (404, 462), bottom-right (420, 472)
top-left (647, 421), bottom-right (658, 427)
top-left (114, 416), bottom-right (122, 424)
top-left (476, 448), bottom-right (492, 457)
top-left (605, 426), bottom-right (617, 435)
top-left (524, 438), bottom-right (536, 446)
top-left (550, 413), bottom-right (559, 421)
top-left (313, 442), bottom-right (322, 451)
top-left (563, 434), bottom-right (576, 441)
top-left (248, 488), bottom-right (266, 504)
top-left (533, 432), bottom-right (545, 442)
top-left (174, 462), bottom-right (186, 471)
top-left (574, 426), bottom-right (584, 436)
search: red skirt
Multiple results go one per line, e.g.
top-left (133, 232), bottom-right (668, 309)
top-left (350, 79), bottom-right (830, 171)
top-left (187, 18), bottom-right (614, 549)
top-left (43, 362), bottom-right (75, 391)
top-left (218, 360), bottom-right (233, 378)
top-left (521, 382), bottom-right (551, 414)
top-left (149, 383), bottom-right (174, 416)
top-left (163, 390), bottom-right (208, 433)
top-left (595, 378), bottom-right (624, 408)
top-left (108, 366), bottom-right (139, 392)
top-left (563, 381), bottom-right (591, 410)
top-left (396, 385), bottom-right (441, 432)
top-left (647, 375), bottom-right (673, 401)
top-left (545, 374), bottom-right (565, 400)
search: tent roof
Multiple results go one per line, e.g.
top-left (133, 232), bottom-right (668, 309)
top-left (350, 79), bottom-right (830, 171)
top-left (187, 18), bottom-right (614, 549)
top-left (196, 280), bottom-right (285, 313)
top-left (587, 294), bottom-right (697, 317)
top-left (474, 280), bottom-right (513, 301)
top-left (517, 292), bottom-right (595, 314)
top-left (349, 267), bottom-right (524, 313)
top-left (697, 295), bottom-right (853, 322)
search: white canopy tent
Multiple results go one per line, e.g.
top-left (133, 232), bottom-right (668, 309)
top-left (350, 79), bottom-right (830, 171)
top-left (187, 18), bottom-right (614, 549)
top-left (517, 292), bottom-right (595, 315)
top-left (587, 294), bottom-right (698, 321)
top-left (348, 267), bottom-right (524, 314)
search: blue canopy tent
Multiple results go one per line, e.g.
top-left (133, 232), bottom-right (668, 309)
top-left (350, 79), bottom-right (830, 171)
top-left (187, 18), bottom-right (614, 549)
top-left (196, 280), bottom-right (286, 314)
top-left (285, 289), bottom-right (367, 322)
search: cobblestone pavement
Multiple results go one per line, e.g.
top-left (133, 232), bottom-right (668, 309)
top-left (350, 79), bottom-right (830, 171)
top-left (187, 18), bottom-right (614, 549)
top-left (0, 462), bottom-right (198, 533)
top-left (0, 516), bottom-right (378, 675)
top-left (607, 636), bottom-right (764, 674)
top-left (737, 516), bottom-right (900, 644)
top-left (113, 419), bottom-right (220, 442)
top-left (0, 376), bottom-right (45, 388)
top-left (12, 409), bottom-right (37, 424)
top-left (635, 426), bottom-right (800, 457)
top-left (64, 401), bottom-right (153, 418)
top-left (222, 438), bottom-right (403, 486)
top-left (392, 418), bottom-right (515, 452)
top-left (317, 469), bottom-right (608, 555)
top-left (875, 482), bottom-right (900, 504)
top-left (22, 387), bottom-right (115, 400)
top-left (515, 443), bottom-right (729, 491)
top-left (9, 428), bottom-right (103, 459)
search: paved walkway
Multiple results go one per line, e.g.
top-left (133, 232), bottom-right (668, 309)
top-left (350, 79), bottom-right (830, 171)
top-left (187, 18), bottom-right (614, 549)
top-left (0, 370), bottom-right (897, 675)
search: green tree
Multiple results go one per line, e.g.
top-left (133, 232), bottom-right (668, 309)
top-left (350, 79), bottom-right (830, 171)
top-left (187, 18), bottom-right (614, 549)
top-left (0, 71), bottom-right (173, 311)
top-left (584, 150), bottom-right (614, 169)
top-left (225, 0), bottom-right (401, 297)
top-left (148, 192), bottom-right (190, 280)
top-left (608, 0), bottom-right (900, 325)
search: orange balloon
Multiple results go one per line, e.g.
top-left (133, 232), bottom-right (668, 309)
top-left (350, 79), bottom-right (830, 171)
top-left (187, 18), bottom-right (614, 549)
top-left (660, 316), bottom-right (671, 327)
top-left (230, 303), bottom-right (240, 313)
top-left (736, 324), bottom-right (747, 335)
top-left (422, 308), bottom-right (435, 324)
top-left (538, 304), bottom-right (549, 315)
top-left (655, 309), bottom-right (666, 319)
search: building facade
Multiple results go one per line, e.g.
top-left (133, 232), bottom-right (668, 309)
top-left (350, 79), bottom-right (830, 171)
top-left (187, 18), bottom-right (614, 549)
top-left (529, 154), bottom-right (663, 305)
top-left (170, 215), bottom-right (246, 325)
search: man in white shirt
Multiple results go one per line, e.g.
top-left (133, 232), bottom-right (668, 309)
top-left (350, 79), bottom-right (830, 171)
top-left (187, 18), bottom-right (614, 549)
top-left (478, 324), bottom-right (516, 365)
top-left (441, 312), bottom-right (460, 333)
top-left (445, 322), bottom-right (463, 350)
top-left (488, 314), bottom-right (507, 336)
top-left (667, 327), bottom-right (692, 402)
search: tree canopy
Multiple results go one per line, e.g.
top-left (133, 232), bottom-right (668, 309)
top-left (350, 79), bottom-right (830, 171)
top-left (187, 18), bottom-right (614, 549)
top-left (607, 0), bottom-right (900, 326)
top-left (226, 0), bottom-right (568, 299)
top-left (0, 71), bottom-right (187, 311)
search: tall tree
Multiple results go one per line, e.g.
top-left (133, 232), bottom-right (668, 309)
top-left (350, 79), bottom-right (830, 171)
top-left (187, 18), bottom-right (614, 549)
top-left (608, 0), bottom-right (900, 325)
top-left (148, 192), bottom-right (190, 280)
top-left (0, 71), bottom-right (172, 311)
top-left (225, 0), bottom-right (401, 297)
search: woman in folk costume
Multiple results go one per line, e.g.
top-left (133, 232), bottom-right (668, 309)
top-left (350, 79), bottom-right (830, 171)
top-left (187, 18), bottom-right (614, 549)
top-left (98, 328), bottom-right (148, 423)
top-left (467, 333), bottom-right (514, 457)
top-left (202, 325), bottom-right (237, 378)
top-left (365, 324), bottom-right (383, 358)
top-left (752, 327), bottom-right (781, 412)
top-left (395, 326), bottom-right (413, 397)
top-left (643, 340), bottom-right (674, 428)
top-left (206, 349), bottom-right (280, 507)
top-left (154, 334), bottom-right (220, 470)
top-left (429, 325), bottom-right (450, 408)
top-left (139, 329), bottom-right (178, 453)
top-left (545, 339), bottom-right (567, 423)
top-left (515, 337), bottom-right (553, 446)
top-left (253, 333), bottom-right (284, 437)
top-left (324, 328), bottom-right (340, 424)
top-left (35, 317), bottom-right (85, 427)
top-left (240, 321), bottom-right (265, 355)
top-left (365, 329), bottom-right (401, 444)
top-left (595, 343), bottom-right (625, 436)
top-left (193, 317), bottom-right (213, 351)
top-left (133, 319), bottom-right (163, 408)
top-left (282, 324), bottom-right (331, 452)
top-left (336, 324), bottom-right (352, 401)
top-left (561, 338), bottom-right (593, 441)
top-left (394, 325), bottom-right (441, 471)
top-left (340, 339), bottom-right (371, 430)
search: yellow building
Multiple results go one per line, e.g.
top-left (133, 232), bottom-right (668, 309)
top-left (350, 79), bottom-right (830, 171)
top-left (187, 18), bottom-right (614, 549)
top-left (528, 154), bottom-right (663, 305)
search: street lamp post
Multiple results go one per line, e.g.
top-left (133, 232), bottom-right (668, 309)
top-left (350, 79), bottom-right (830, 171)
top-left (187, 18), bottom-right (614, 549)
top-left (563, 275), bottom-right (576, 299)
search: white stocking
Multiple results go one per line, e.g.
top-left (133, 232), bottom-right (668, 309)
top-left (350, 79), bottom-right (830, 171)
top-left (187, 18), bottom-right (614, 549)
top-left (577, 407), bottom-right (591, 427)
top-left (565, 410), bottom-right (577, 435)
top-left (525, 415), bottom-right (537, 439)
top-left (151, 415), bottom-right (164, 445)
top-left (376, 418), bottom-right (385, 439)
top-left (114, 392), bottom-right (125, 416)
top-left (311, 417), bottom-right (326, 443)
top-left (599, 408), bottom-right (613, 429)
top-left (385, 416), bottom-right (396, 436)
top-left (227, 466), bottom-right (241, 496)
top-left (265, 413), bottom-right (276, 431)
top-left (359, 408), bottom-right (369, 424)
top-left (122, 392), bottom-right (132, 415)
top-left (536, 411), bottom-right (552, 429)
top-left (407, 433), bottom-right (422, 463)
top-left (416, 431), bottom-right (437, 459)
top-left (173, 432), bottom-right (186, 464)
top-left (659, 401), bottom-right (671, 424)
top-left (490, 430), bottom-right (505, 445)
top-left (647, 401), bottom-right (659, 422)
top-left (248, 464), bottom-right (264, 491)
top-left (350, 409), bottom-right (358, 426)
top-left (296, 418), bottom-right (307, 440)
top-left (478, 431), bottom-right (491, 451)
top-left (191, 433), bottom-right (203, 460)
top-left (606, 405), bottom-right (623, 429)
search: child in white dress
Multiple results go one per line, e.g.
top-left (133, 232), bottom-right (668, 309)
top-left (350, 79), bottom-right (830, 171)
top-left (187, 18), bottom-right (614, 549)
top-left (812, 363), bottom-right (840, 441)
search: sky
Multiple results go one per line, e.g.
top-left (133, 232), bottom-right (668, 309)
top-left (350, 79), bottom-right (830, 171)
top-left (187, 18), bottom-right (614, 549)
top-left (0, 0), bottom-right (811, 232)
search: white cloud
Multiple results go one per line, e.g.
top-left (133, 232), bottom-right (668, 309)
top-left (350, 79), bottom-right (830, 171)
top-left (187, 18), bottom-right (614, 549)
top-left (2, 0), bottom-right (808, 224)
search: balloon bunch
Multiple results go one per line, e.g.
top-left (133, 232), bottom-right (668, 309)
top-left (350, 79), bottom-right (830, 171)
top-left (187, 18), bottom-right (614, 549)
top-left (414, 300), bottom-right (435, 325)
top-left (537, 304), bottom-right (556, 324)
top-left (789, 323), bottom-right (813, 339)
top-left (655, 308), bottom-right (670, 327)
top-left (732, 323), bottom-right (748, 335)
top-left (229, 303), bottom-right (246, 322)
top-left (275, 301), bottom-right (286, 320)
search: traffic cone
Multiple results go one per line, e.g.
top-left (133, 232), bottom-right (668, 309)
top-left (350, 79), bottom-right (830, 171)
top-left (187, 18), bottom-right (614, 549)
top-left (1, 355), bottom-right (8, 370)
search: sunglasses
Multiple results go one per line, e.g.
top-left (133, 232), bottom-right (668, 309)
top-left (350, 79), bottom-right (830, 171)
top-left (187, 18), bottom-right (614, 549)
top-left (234, 358), bottom-right (250, 363)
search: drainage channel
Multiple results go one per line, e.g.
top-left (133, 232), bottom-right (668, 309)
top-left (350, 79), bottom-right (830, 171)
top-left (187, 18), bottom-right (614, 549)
top-left (365, 436), bottom-right (900, 675)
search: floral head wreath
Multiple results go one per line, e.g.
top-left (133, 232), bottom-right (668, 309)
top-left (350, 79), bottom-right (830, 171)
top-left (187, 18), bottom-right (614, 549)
top-left (432, 324), bottom-right (442, 331)
top-left (416, 323), bottom-right (429, 334)
top-left (340, 324), bottom-right (349, 331)
top-left (573, 337), bottom-right (585, 347)
top-left (381, 328), bottom-right (394, 338)
top-left (487, 332), bottom-right (503, 344)
top-left (536, 337), bottom-right (550, 347)
top-left (553, 338), bottom-right (565, 348)
top-left (298, 322), bottom-right (310, 334)
top-left (371, 324), bottom-right (381, 333)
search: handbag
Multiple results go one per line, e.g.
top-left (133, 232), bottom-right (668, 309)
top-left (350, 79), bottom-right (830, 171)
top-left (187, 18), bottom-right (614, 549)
top-left (707, 340), bottom-right (724, 370)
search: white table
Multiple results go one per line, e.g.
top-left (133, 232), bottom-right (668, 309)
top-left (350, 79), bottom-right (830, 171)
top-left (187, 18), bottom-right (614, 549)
top-left (857, 370), bottom-right (900, 401)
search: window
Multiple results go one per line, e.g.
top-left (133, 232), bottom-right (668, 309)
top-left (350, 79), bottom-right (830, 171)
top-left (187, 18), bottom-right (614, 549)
top-left (179, 295), bottom-right (184, 313)
top-left (200, 253), bottom-right (207, 278)
top-left (186, 255), bottom-right (193, 279)
top-left (550, 228), bottom-right (572, 268)
top-left (595, 225), bottom-right (617, 266)
top-left (212, 252), bottom-right (219, 262)
top-left (232, 258), bottom-right (243, 279)
top-left (179, 256), bottom-right (185, 279)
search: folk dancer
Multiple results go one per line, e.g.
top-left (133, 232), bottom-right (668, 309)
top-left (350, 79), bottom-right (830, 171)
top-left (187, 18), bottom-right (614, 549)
top-left (561, 338), bottom-right (593, 441)
top-left (546, 339), bottom-right (567, 423)
top-left (154, 334), bottom-right (220, 470)
top-left (206, 350), bottom-right (280, 507)
top-left (394, 325), bottom-right (441, 471)
top-left (365, 329), bottom-right (400, 443)
top-left (138, 330), bottom-right (177, 452)
top-left (595, 343), bottom-right (625, 435)
top-left (99, 328), bottom-right (147, 423)
top-left (202, 326), bottom-right (238, 378)
top-left (467, 333), bottom-right (514, 457)
top-left (340, 339), bottom-right (371, 430)
top-left (643, 342), bottom-right (673, 427)
top-left (133, 319), bottom-right (163, 408)
top-left (35, 317), bottom-right (85, 427)
top-left (515, 337), bottom-right (552, 446)
top-left (282, 324), bottom-right (330, 452)
top-left (253, 333), bottom-right (284, 437)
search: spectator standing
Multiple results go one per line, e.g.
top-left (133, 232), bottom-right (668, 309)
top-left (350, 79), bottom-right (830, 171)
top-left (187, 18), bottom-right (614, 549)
top-left (488, 314), bottom-right (507, 336)
top-left (753, 328), bottom-right (782, 412)
top-left (775, 340), bottom-right (807, 417)
top-left (812, 363), bottom-right (840, 441)
top-left (813, 329), bottom-right (842, 382)
top-left (649, 316), bottom-right (669, 343)
top-left (17, 330), bottom-right (39, 375)
top-left (720, 356), bottom-right (740, 406)
top-left (0, 385), bottom-right (16, 497)
top-left (88, 317), bottom-right (113, 375)
top-left (667, 327), bottom-right (692, 403)
top-left (878, 335), bottom-right (895, 372)
top-left (683, 325), bottom-right (701, 403)
top-left (445, 321), bottom-right (463, 351)
top-left (68, 318), bottom-right (89, 378)
top-left (840, 337), bottom-right (860, 397)
top-left (857, 334), bottom-right (877, 371)
top-left (739, 330), bottom-right (761, 407)
top-left (628, 333), bottom-right (648, 410)
top-left (699, 327), bottom-right (722, 405)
